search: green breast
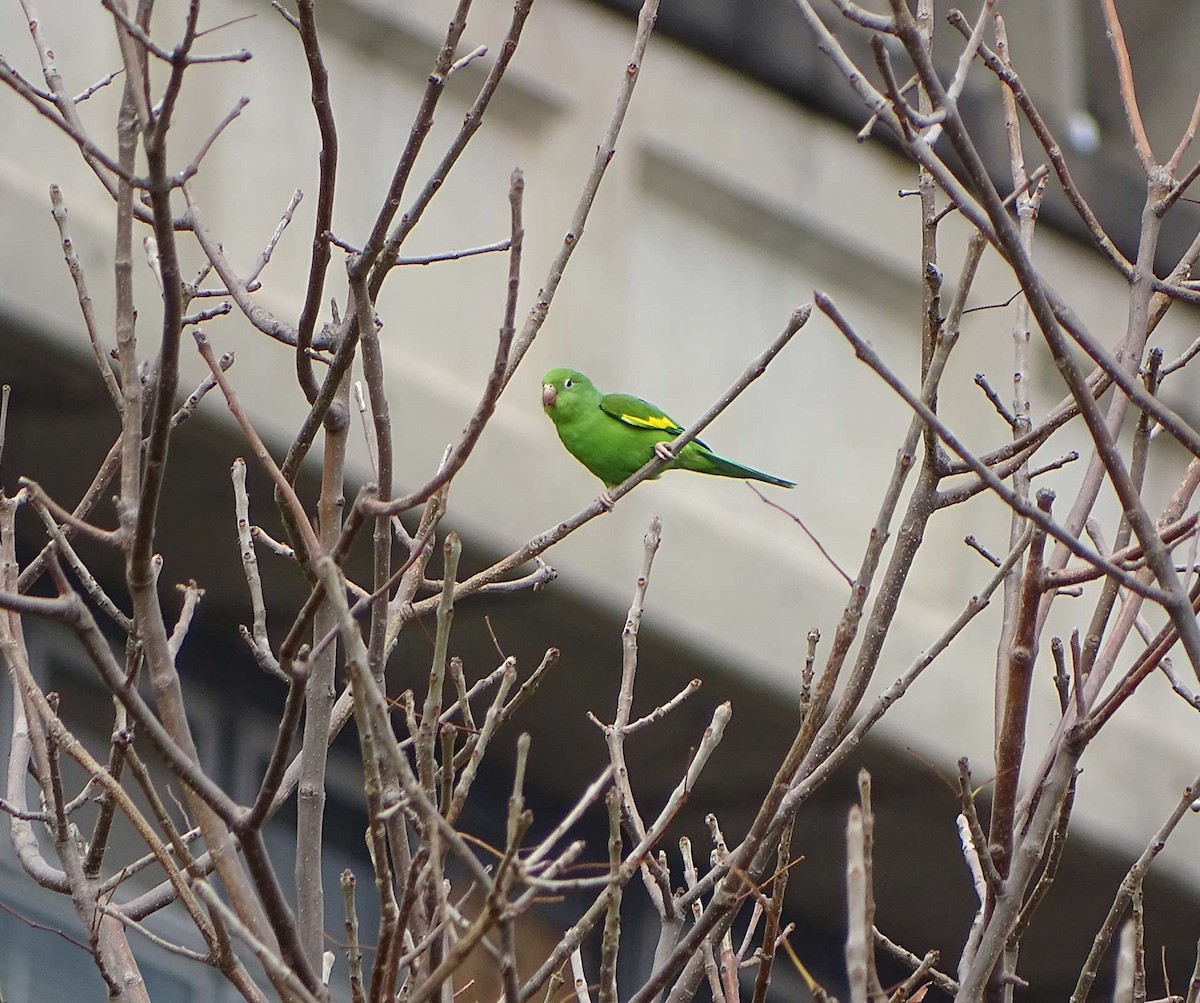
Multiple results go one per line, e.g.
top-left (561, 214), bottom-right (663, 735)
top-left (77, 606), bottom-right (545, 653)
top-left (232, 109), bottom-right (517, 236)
top-left (557, 407), bottom-right (669, 487)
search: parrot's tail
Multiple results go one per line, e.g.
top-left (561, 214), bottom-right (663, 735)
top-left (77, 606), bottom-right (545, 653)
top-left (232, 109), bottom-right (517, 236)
top-left (682, 448), bottom-right (796, 488)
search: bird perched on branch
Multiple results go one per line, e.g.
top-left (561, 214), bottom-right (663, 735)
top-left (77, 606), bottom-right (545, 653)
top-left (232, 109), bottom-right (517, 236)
top-left (541, 368), bottom-right (794, 504)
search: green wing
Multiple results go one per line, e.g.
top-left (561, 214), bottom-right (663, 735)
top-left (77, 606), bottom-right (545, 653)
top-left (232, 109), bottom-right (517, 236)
top-left (599, 393), bottom-right (710, 448)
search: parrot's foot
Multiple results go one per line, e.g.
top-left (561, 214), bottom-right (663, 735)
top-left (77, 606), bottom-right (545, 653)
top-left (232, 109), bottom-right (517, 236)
top-left (654, 441), bottom-right (675, 462)
top-left (598, 490), bottom-right (615, 512)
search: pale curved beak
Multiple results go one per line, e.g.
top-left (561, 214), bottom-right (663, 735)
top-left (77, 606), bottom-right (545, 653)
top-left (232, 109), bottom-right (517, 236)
top-left (542, 383), bottom-right (557, 408)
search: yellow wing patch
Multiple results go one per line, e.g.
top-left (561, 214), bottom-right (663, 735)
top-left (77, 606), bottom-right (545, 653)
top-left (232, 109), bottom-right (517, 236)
top-left (617, 412), bottom-right (677, 431)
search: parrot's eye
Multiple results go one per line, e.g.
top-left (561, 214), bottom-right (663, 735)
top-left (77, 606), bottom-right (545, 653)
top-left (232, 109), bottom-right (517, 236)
top-left (564, 379), bottom-right (573, 388)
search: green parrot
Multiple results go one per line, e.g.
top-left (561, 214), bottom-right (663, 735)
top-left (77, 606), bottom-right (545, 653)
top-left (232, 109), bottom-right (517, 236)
top-left (541, 368), bottom-right (794, 501)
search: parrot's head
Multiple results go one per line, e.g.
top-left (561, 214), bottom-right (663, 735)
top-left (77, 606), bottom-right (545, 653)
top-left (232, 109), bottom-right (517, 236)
top-left (541, 368), bottom-right (596, 424)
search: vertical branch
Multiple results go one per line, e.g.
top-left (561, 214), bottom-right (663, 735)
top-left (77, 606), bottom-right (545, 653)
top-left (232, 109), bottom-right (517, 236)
top-left (293, 0), bottom-right (338, 403)
top-left (353, 299), bottom-right (393, 681)
top-left (1099, 0), bottom-right (1154, 172)
top-left (232, 459), bottom-right (278, 674)
top-left (1113, 920), bottom-right (1136, 1003)
top-left (1, 574), bottom-right (153, 1000)
top-left (992, 12), bottom-right (1043, 742)
top-left (989, 489), bottom-right (1052, 881)
top-left (132, 0), bottom-right (197, 571)
top-left (749, 816), bottom-right (795, 1003)
top-left (915, 0), bottom-right (939, 383)
top-left (341, 870), bottom-right (366, 1003)
top-left (957, 737), bottom-right (1081, 1002)
top-left (114, 76), bottom-right (142, 519)
top-left (1, 495), bottom-right (70, 895)
top-left (49, 184), bottom-right (123, 411)
top-left (571, 949), bottom-right (593, 1003)
top-left (0, 384), bottom-right (9, 475)
top-left (856, 772), bottom-right (885, 1003)
top-left (1131, 885), bottom-right (1145, 1003)
top-left (296, 360), bottom-right (351, 969)
top-left (354, 653), bottom-right (402, 1000)
top-left (598, 786), bottom-right (623, 1003)
top-left (680, 836), bottom-right (725, 1003)
top-left (82, 716), bottom-right (132, 877)
top-left (497, 735), bottom-right (532, 1003)
top-left (600, 517), bottom-right (676, 918)
top-left (846, 805), bottom-right (870, 1003)
top-left (348, 267), bottom-right (415, 994)
top-left (418, 534), bottom-right (461, 793)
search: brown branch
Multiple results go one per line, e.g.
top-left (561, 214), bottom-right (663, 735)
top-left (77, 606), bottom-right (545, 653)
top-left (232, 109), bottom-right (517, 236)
top-left (48, 184), bottom-right (123, 411)
top-left (749, 484), bottom-right (853, 586)
top-left (292, 0), bottom-right (338, 403)
top-left (1100, 0), bottom-right (1154, 172)
top-left (988, 488), bottom-right (1052, 880)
